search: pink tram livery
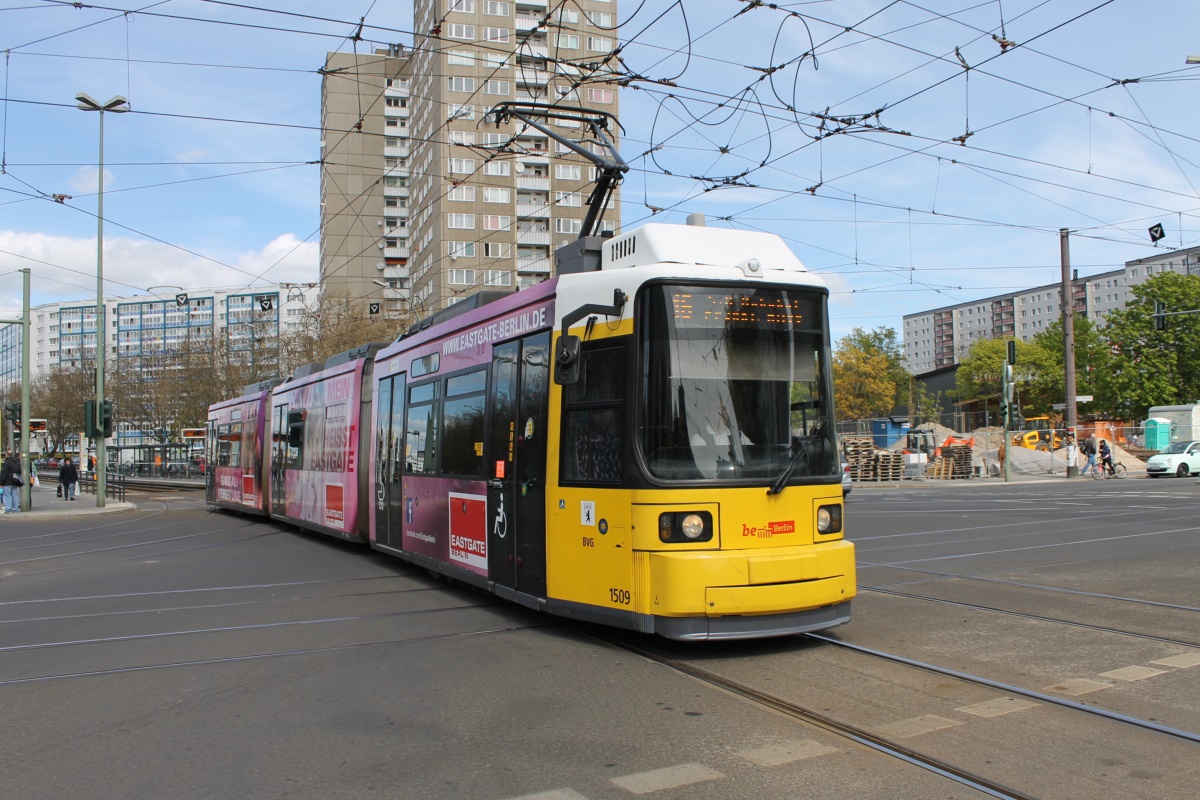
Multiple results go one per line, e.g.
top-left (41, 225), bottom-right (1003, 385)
top-left (209, 220), bottom-right (857, 640)
top-left (206, 378), bottom-right (279, 516)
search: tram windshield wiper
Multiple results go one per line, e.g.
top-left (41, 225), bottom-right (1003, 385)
top-left (768, 436), bottom-right (806, 495)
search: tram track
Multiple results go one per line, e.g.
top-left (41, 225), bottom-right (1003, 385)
top-left (0, 622), bottom-right (544, 687)
top-left (805, 633), bottom-right (1200, 745)
top-left (862, 561), bottom-right (1200, 611)
top-left (590, 631), bottom-right (1038, 800)
top-left (862, 585), bottom-right (1200, 648)
top-left (0, 601), bottom-right (505, 655)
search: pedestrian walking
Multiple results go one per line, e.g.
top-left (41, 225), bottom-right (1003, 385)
top-left (1080, 433), bottom-right (1098, 476)
top-left (59, 457), bottom-right (80, 501)
top-left (1, 450), bottom-right (22, 513)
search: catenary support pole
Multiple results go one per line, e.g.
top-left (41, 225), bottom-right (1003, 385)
top-left (1061, 229), bottom-right (1078, 478)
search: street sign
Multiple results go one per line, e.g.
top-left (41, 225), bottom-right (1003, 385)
top-left (1075, 395), bottom-right (1093, 402)
top-left (175, 292), bottom-right (188, 306)
top-left (369, 302), bottom-right (381, 315)
top-left (1149, 222), bottom-right (1165, 243)
top-left (1052, 403), bottom-right (1066, 410)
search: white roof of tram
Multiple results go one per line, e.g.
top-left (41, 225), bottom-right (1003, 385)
top-left (603, 223), bottom-right (806, 274)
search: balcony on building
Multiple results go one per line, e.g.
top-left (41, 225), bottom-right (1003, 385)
top-left (384, 145), bottom-right (409, 159)
top-left (516, 0), bottom-right (549, 8)
top-left (516, 175), bottom-right (550, 191)
top-left (516, 229), bottom-right (551, 246)
top-left (517, 254), bottom-right (552, 273)
top-left (516, 42), bottom-right (549, 60)
top-left (515, 15), bottom-right (541, 32)
top-left (384, 184), bottom-right (410, 198)
top-left (516, 202), bottom-right (550, 219)
top-left (516, 69), bottom-right (553, 87)
top-left (384, 245), bottom-right (410, 259)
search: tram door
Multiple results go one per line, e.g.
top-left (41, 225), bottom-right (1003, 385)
top-left (270, 404), bottom-right (288, 517)
top-left (374, 374), bottom-right (406, 550)
top-left (204, 419), bottom-right (216, 503)
top-left (488, 332), bottom-right (550, 597)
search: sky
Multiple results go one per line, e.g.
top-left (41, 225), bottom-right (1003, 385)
top-left (2, 0), bottom-right (1200, 345)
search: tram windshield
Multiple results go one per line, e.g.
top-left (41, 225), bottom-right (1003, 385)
top-left (640, 284), bottom-right (837, 483)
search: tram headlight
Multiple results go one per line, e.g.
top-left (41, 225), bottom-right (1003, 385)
top-left (816, 504), bottom-right (842, 535)
top-left (658, 511), bottom-right (713, 543)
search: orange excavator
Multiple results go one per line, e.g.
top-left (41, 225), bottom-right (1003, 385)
top-left (904, 428), bottom-right (975, 459)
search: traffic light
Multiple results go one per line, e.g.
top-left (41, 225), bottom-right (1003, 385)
top-left (1155, 301), bottom-right (1167, 332)
top-left (4, 401), bottom-right (20, 422)
top-left (84, 400), bottom-right (97, 438)
top-left (100, 400), bottom-right (113, 438)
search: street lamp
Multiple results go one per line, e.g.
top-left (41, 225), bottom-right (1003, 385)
top-left (77, 92), bottom-right (129, 507)
top-left (1187, 55), bottom-right (1200, 64)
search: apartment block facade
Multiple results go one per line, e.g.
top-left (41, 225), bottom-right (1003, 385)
top-left (0, 283), bottom-right (316, 391)
top-left (320, 0), bottom-right (621, 317)
top-left (903, 245), bottom-right (1200, 375)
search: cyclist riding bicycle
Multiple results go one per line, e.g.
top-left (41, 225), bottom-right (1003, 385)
top-left (1098, 439), bottom-right (1115, 476)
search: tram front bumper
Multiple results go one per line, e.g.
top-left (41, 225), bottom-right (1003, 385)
top-left (642, 539), bottom-right (856, 618)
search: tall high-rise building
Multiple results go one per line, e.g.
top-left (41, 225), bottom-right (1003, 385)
top-left (320, 0), bottom-right (621, 317)
top-left (320, 46), bottom-right (413, 315)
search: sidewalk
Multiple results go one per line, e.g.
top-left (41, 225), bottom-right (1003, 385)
top-left (2, 486), bottom-right (138, 518)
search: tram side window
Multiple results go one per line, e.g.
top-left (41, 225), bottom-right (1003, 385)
top-left (442, 369), bottom-right (486, 477)
top-left (286, 410), bottom-right (305, 469)
top-left (216, 424), bottom-right (240, 467)
top-left (561, 344), bottom-right (625, 483)
top-left (406, 381), bottom-right (440, 474)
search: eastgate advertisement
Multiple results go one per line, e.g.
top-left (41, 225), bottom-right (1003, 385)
top-left (441, 307), bottom-right (548, 355)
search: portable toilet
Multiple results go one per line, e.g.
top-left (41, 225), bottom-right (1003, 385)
top-left (870, 416), bottom-right (911, 448)
top-left (1144, 418), bottom-right (1171, 450)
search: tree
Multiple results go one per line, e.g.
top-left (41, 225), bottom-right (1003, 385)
top-left (278, 290), bottom-right (412, 370)
top-left (833, 328), bottom-right (899, 420)
top-left (1029, 315), bottom-right (1110, 414)
top-left (955, 337), bottom-right (1055, 415)
top-left (1095, 272), bottom-right (1200, 420)
top-left (30, 367), bottom-right (95, 455)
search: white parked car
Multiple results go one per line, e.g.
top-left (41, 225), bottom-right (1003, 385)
top-left (1145, 441), bottom-right (1200, 478)
top-left (841, 460), bottom-right (852, 496)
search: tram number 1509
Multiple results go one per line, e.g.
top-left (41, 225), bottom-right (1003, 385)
top-left (609, 588), bottom-right (631, 605)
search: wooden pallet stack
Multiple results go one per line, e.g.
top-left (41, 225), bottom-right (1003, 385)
top-left (874, 451), bottom-right (904, 482)
top-left (929, 445), bottom-right (974, 479)
top-left (843, 437), bottom-right (876, 481)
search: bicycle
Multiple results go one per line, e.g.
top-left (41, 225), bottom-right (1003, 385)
top-left (1091, 460), bottom-right (1127, 480)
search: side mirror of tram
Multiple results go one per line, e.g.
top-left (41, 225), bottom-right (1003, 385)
top-left (555, 334), bottom-right (581, 385)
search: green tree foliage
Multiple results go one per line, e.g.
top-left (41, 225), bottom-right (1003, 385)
top-left (1030, 315), bottom-right (1110, 414)
top-left (955, 337), bottom-right (1056, 413)
top-left (1096, 272), bottom-right (1200, 420)
top-left (833, 327), bottom-right (902, 420)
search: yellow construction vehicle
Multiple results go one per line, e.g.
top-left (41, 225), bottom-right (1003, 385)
top-left (1013, 416), bottom-right (1063, 451)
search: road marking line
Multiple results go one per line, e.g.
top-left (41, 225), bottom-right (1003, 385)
top-left (610, 763), bottom-right (723, 794)
top-left (1043, 678), bottom-right (1111, 695)
top-left (1151, 652), bottom-right (1200, 669)
top-left (956, 697), bottom-right (1039, 717)
top-left (875, 714), bottom-right (963, 739)
top-left (1098, 665), bottom-right (1168, 682)
top-left (504, 790), bottom-right (590, 800)
top-left (737, 739), bottom-right (839, 766)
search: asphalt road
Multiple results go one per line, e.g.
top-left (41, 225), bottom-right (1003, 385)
top-left (1, 479), bottom-right (1197, 799)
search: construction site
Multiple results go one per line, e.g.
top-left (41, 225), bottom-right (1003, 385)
top-left (841, 423), bottom-right (1151, 483)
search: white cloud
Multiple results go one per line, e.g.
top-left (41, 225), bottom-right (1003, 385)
top-left (66, 167), bottom-right (117, 195)
top-left (0, 230), bottom-right (318, 307)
